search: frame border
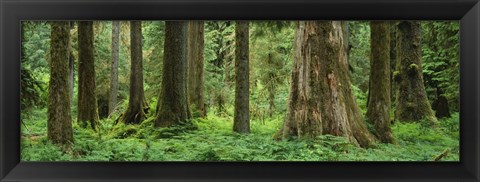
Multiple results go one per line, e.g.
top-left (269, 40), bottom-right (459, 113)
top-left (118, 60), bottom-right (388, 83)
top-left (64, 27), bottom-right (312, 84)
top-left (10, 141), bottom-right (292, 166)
top-left (1, 0), bottom-right (479, 181)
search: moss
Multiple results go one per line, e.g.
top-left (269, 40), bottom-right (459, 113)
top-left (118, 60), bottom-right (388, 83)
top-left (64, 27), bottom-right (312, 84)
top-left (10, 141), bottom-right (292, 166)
top-left (407, 63), bottom-right (419, 76)
top-left (393, 71), bottom-right (401, 82)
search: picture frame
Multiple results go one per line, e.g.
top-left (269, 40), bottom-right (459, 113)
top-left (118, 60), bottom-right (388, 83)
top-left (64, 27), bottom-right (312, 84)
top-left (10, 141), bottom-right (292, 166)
top-left (1, 0), bottom-right (479, 181)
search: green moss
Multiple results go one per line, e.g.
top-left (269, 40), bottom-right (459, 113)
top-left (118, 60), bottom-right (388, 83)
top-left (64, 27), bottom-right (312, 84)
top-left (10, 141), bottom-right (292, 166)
top-left (407, 63), bottom-right (419, 76)
top-left (393, 71), bottom-right (401, 82)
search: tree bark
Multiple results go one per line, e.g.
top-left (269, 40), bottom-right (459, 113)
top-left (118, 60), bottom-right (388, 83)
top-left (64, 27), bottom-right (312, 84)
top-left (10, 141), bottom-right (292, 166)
top-left (390, 22), bottom-right (398, 125)
top-left (109, 21), bottom-right (120, 115)
top-left (187, 21), bottom-right (206, 117)
top-left (119, 21), bottom-right (148, 124)
top-left (48, 22), bottom-right (73, 147)
top-left (77, 21), bottom-right (99, 129)
top-left (233, 21), bottom-right (250, 134)
top-left (154, 21), bottom-right (190, 127)
top-left (395, 21), bottom-right (437, 125)
top-left (282, 21), bottom-right (375, 148)
top-left (367, 21), bottom-right (395, 144)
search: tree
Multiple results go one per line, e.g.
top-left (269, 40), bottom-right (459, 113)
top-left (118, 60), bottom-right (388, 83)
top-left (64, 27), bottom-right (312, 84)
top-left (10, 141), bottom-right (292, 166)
top-left (187, 21), bottom-right (206, 117)
top-left (367, 21), bottom-right (395, 144)
top-left (394, 21), bottom-right (437, 125)
top-left (47, 22), bottom-right (73, 147)
top-left (109, 21), bottom-right (120, 115)
top-left (118, 21), bottom-right (149, 124)
top-left (68, 22), bottom-right (75, 105)
top-left (281, 21), bottom-right (375, 148)
top-left (154, 21), bottom-right (190, 127)
top-left (390, 22), bottom-right (398, 115)
top-left (233, 21), bottom-right (250, 133)
top-left (77, 21), bottom-right (100, 129)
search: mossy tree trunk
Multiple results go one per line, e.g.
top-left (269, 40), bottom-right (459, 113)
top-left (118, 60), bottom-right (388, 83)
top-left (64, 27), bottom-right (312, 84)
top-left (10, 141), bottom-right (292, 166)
top-left (390, 22), bottom-right (398, 119)
top-left (233, 21), bottom-right (250, 134)
top-left (77, 21), bottom-right (99, 129)
top-left (395, 21), bottom-right (437, 125)
top-left (48, 22), bottom-right (74, 147)
top-left (367, 21), bottom-right (395, 144)
top-left (282, 21), bottom-right (375, 148)
top-left (154, 21), bottom-right (191, 127)
top-left (109, 21), bottom-right (120, 115)
top-left (119, 21), bottom-right (149, 124)
top-left (187, 21), bottom-right (206, 117)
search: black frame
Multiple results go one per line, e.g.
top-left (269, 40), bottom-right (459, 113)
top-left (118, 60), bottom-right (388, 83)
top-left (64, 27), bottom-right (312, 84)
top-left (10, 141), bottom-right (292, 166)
top-left (1, 0), bottom-right (479, 181)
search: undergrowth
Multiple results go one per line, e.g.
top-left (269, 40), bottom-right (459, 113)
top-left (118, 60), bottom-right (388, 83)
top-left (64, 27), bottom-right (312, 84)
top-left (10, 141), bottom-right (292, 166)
top-left (21, 108), bottom-right (459, 161)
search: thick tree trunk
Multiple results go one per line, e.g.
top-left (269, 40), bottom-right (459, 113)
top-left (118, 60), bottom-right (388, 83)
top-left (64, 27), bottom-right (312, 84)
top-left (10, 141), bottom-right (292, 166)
top-left (109, 21), bottom-right (120, 115)
top-left (233, 21), bottom-right (250, 134)
top-left (154, 21), bottom-right (190, 127)
top-left (77, 21), bottom-right (99, 129)
top-left (395, 21), bottom-right (437, 125)
top-left (367, 21), bottom-right (395, 144)
top-left (119, 21), bottom-right (149, 124)
top-left (282, 21), bottom-right (375, 148)
top-left (187, 21), bottom-right (206, 117)
top-left (48, 22), bottom-right (73, 147)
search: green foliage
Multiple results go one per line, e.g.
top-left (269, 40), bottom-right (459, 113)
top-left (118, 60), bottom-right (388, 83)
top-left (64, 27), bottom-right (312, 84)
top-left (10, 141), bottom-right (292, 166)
top-left (348, 21), bottom-right (371, 92)
top-left (421, 21), bottom-right (460, 112)
top-left (21, 21), bottom-right (460, 162)
top-left (21, 107), bottom-right (459, 161)
top-left (21, 22), bottom-right (51, 111)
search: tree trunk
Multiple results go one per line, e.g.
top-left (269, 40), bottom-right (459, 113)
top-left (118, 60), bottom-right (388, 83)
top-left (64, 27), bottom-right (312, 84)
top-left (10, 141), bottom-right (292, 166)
top-left (432, 89), bottom-right (451, 119)
top-left (119, 21), bottom-right (148, 124)
top-left (282, 21), bottom-right (375, 148)
top-left (154, 21), bottom-right (190, 127)
top-left (77, 21), bottom-right (99, 129)
top-left (233, 21), bottom-right (250, 134)
top-left (187, 21), bottom-right (206, 117)
top-left (395, 21), bottom-right (437, 125)
top-left (48, 22), bottom-right (73, 147)
top-left (367, 21), bottom-right (395, 144)
top-left (68, 22), bottom-right (75, 105)
top-left (109, 21), bottom-right (120, 115)
top-left (390, 22), bottom-right (398, 124)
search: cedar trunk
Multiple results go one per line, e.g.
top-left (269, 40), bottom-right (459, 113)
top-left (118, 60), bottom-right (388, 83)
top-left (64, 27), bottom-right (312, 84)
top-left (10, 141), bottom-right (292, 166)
top-left (77, 21), bottom-right (99, 129)
top-left (395, 21), bottom-right (437, 124)
top-left (187, 21), bottom-right (206, 117)
top-left (282, 21), bottom-right (375, 148)
top-left (233, 21), bottom-right (250, 133)
top-left (367, 21), bottom-right (395, 144)
top-left (120, 21), bottom-right (148, 124)
top-left (154, 21), bottom-right (190, 127)
top-left (109, 21), bottom-right (120, 115)
top-left (48, 22), bottom-right (74, 146)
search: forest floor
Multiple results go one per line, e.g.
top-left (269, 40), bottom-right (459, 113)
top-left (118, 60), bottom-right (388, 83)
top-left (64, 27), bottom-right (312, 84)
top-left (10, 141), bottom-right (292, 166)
top-left (21, 107), bottom-right (459, 161)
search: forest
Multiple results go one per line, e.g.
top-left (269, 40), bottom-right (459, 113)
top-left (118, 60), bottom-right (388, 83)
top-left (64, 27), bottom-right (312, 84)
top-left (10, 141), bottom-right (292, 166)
top-left (20, 21), bottom-right (460, 161)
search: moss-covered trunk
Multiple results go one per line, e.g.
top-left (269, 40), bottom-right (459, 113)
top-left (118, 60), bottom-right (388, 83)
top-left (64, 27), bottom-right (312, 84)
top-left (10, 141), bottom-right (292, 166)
top-left (233, 21), bottom-right (250, 133)
top-left (187, 21), bottom-right (206, 117)
top-left (282, 21), bottom-right (375, 148)
top-left (120, 21), bottom-right (148, 124)
top-left (109, 21), bottom-right (120, 115)
top-left (48, 22), bottom-right (73, 147)
top-left (395, 21), bottom-right (437, 125)
top-left (77, 21), bottom-right (99, 129)
top-left (367, 21), bottom-right (395, 144)
top-left (390, 22), bottom-right (398, 111)
top-left (155, 21), bottom-right (191, 127)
